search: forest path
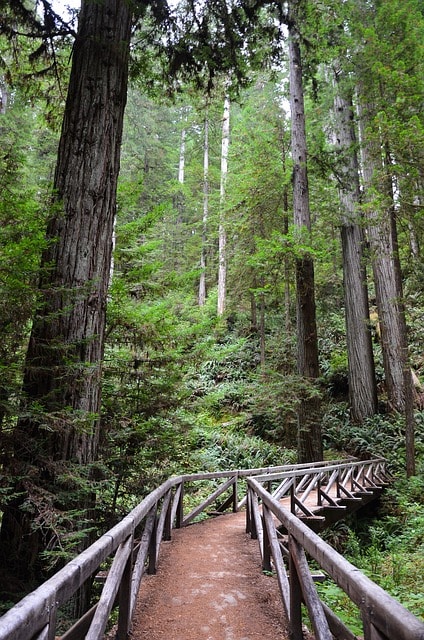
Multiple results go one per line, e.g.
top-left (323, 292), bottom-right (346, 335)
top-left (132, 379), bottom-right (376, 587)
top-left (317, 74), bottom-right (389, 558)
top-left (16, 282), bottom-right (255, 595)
top-left (130, 511), bottom-right (290, 640)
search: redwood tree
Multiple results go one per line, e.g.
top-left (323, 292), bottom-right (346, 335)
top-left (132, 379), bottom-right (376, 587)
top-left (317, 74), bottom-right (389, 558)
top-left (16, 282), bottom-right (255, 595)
top-left (288, 0), bottom-right (322, 462)
top-left (332, 67), bottom-right (378, 423)
top-left (1, 0), bottom-right (132, 586)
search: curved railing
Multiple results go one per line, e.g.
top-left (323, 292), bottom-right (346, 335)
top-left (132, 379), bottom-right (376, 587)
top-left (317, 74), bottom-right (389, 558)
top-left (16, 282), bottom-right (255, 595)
top-left (0, 458), bottom-right (422, 640)
top-left (246, 474), bottom-right (424, 640)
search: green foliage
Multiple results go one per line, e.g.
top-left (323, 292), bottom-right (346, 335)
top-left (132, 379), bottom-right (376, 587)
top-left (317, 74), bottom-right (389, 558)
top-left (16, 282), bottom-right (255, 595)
top-left (316, 580), bottom-right (363, 636)
top-left (0, 97), bottom-right (52, 435)
top-left (322, 406), bottom-right (424, 472)
top-left (189, 421), bottom-right (296, 472)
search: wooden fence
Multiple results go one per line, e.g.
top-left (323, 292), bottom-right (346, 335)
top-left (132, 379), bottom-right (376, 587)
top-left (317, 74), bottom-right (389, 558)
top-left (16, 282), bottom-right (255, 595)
top-left (246, 470), bottom-right (424, 640)
top-left (0, 458), bottom-right (422, 640)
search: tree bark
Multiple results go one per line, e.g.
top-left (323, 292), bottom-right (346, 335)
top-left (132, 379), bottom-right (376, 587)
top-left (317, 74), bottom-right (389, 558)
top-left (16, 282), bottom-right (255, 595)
top-left (288, 7), bottom-right (322, 462)
top-left (199, 113), bottom-right (209, 306)
top-left (217, 93), bottom-right (230, 317)
top-left (1, 0), bottom-right (131, 588)
top-left (332, 71), bottom-right (378, 422)
top-left (359, 102), bottom-right (405, 413)
top-left (359, 94), bottom-right (416, 475)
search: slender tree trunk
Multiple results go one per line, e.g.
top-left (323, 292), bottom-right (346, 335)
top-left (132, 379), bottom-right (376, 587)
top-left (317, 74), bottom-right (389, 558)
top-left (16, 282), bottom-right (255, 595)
top-left (199, 113), bottom-right (209, 306)
top-left (171, 108), bottom-right (187, 268)
top-left (288, 8), bottom-right (322, 462)
top-left (0, 0), bottom-right (131, 591)
top-left (278, 119), bottom-right (292, 335)
top-left (178, 117), bottom-right (186, 185)
top-left (217, 93), bottom-right (230, 317)
top-left (0, 78), bottom-right (8, 113)
top-left (385, 147), bottom-right (416, 477)
top-left (332, 71), bottom-right (377, 422)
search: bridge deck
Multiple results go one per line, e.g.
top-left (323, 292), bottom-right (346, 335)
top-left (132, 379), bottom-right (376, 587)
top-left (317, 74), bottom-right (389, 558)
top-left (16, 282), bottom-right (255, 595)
top-left (130, 511), bottom-right (290, 640)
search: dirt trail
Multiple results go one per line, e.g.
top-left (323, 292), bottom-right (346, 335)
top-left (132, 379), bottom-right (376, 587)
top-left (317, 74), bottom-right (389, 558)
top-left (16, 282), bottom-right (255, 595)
top-left (130, 511), bottom-right (289, 640)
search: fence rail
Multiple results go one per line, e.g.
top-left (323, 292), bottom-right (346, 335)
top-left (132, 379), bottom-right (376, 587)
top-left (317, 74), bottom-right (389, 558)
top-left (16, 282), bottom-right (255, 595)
top-left (246, 473), bottom-right (424, 640)
top-left (0, 458), bottom-right (422, 640)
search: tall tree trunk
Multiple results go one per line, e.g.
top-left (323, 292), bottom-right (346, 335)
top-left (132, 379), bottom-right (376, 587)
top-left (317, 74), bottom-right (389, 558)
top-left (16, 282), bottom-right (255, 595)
top-left (0, 0), bottom-right (131, 593)
top-left (288, 7), bottom-right (322, 462)
top-left (359, 96), bottom-right (416, 476)
top-left (217, 93), bottom-right (230, 317)
top-left (359, 102), bottom-right (405, 413)
top-left (278, 119), bottom-right (292, 335)
top-left (172, 107), bottom-right (187, 269)
top-left (178, 116), bottom-right (186, 185)
top-left (0, 77), bottom-right (8, 114)
top-left (332, 71), bottom-right (377, 422)
top-left (385, 147), bottom-right (416, 477)
top-left (199, 113), bottom-right (209, 306)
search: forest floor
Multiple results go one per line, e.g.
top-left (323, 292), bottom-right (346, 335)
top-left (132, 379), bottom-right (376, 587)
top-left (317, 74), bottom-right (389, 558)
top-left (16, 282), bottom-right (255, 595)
top-left (130, 511), bottom-right (295, 640)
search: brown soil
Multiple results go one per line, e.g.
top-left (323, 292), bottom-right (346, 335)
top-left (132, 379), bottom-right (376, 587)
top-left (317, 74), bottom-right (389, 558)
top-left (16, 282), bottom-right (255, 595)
top-left (130, 511), bottom-right (290, 640)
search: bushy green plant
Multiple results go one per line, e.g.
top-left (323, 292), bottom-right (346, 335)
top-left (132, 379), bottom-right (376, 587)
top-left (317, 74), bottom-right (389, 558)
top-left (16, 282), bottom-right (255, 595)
top-left (322, 406), bottom-right (424, 473)
top-left (189, 422), bottom-right (296, 472)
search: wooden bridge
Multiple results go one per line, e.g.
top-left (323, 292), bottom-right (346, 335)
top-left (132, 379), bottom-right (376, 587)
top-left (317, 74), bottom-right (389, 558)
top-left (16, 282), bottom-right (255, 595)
top-left (0, 458), bottom-right (423, 640)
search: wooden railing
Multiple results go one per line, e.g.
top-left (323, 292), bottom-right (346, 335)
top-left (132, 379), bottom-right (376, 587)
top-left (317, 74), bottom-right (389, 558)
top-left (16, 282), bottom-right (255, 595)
top-left (0, 458), bottom-right (421, 640)
top-left (246, 470), bottom-right (424, 640)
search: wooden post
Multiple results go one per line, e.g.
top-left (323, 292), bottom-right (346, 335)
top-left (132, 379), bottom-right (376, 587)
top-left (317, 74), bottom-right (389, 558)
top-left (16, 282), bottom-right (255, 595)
top-left (289, 534), bottom-right (303, 640)
top-left (148, 508), bottom-right (158, 575)
top-left (232, 477), bottom-right (238, 513)
top-left (290, 480), bottom-right (296, 514)
top-left (116, 534), bottom-right (133, 640)
top-left (289, 536), bottom-right (332, 640)
top-left (245, 489), bottom-right (252, 534)
top-left (261, 508), bottom-right (272, 573)
top-left (362, 608), bottom-right (388, 640)
top-left (176, 481), bottom-right (184, 529)
top-left (250, 492), bottom-right (259, 541)
top-left (164, 489), bottom-right (173, 541)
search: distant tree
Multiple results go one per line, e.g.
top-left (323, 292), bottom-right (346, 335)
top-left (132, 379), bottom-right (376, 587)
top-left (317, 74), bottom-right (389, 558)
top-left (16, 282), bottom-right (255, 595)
top-left (217, 93), bottom-right (230, 316)
top-left (199, 111), bottom-right (209, 306)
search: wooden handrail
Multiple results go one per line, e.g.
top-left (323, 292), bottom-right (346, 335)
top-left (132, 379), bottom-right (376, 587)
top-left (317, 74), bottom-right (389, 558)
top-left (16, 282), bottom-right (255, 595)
top-left (246, 475), bottom-right (424, 640)
top-left (0, 458), bottom-right (406, 640)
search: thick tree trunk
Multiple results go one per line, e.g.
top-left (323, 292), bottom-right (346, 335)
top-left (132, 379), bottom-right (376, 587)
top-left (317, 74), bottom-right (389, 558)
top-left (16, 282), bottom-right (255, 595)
top-left (359, 96), bottom-right (416, 475)
top-left (217, 94), bottom-right (230, 317)
top-left (1, 0), bottom-right (131, 591)
top-left (288, 12), bottom-right (322, 463)
top-left (359, 104), bottom-right (405, 413)
top-left (332, 75), bottom-right (378, 422)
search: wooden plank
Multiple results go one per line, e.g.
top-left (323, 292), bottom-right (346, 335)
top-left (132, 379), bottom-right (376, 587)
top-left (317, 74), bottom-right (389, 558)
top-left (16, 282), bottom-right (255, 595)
top-left (321, 601), bottom-right (359, 640)
top-left (262, 511), bottom-right (272, 573)
top-left (148, 511), bottom-right (158, 575)
top-left (289, 535), bottom-right (304, 640)
top-left (248, 476), bottom-right (424, 640)
top-left (130, 508), bottom-right (156, 619)
top-left (156, 489), bottom-right (172, 554)
top-left (174, 482), bottom-right (184, 529)
top-left (182, 476), bottom-right (236, 526)
top-left (250, 490), bottom-right (263, 553)
top-left (262, 506), bottom-right (290, 616)
top-left (289, 536), bottom-right (333, 640)
top-left (116, 536), bottom-right (133, 640)
top-left (85, 535), bottom-right (133, 640)
top-left (60, 604), bottom-right (97, 640)
top-left (319, 488), bottom-right (341, 507)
